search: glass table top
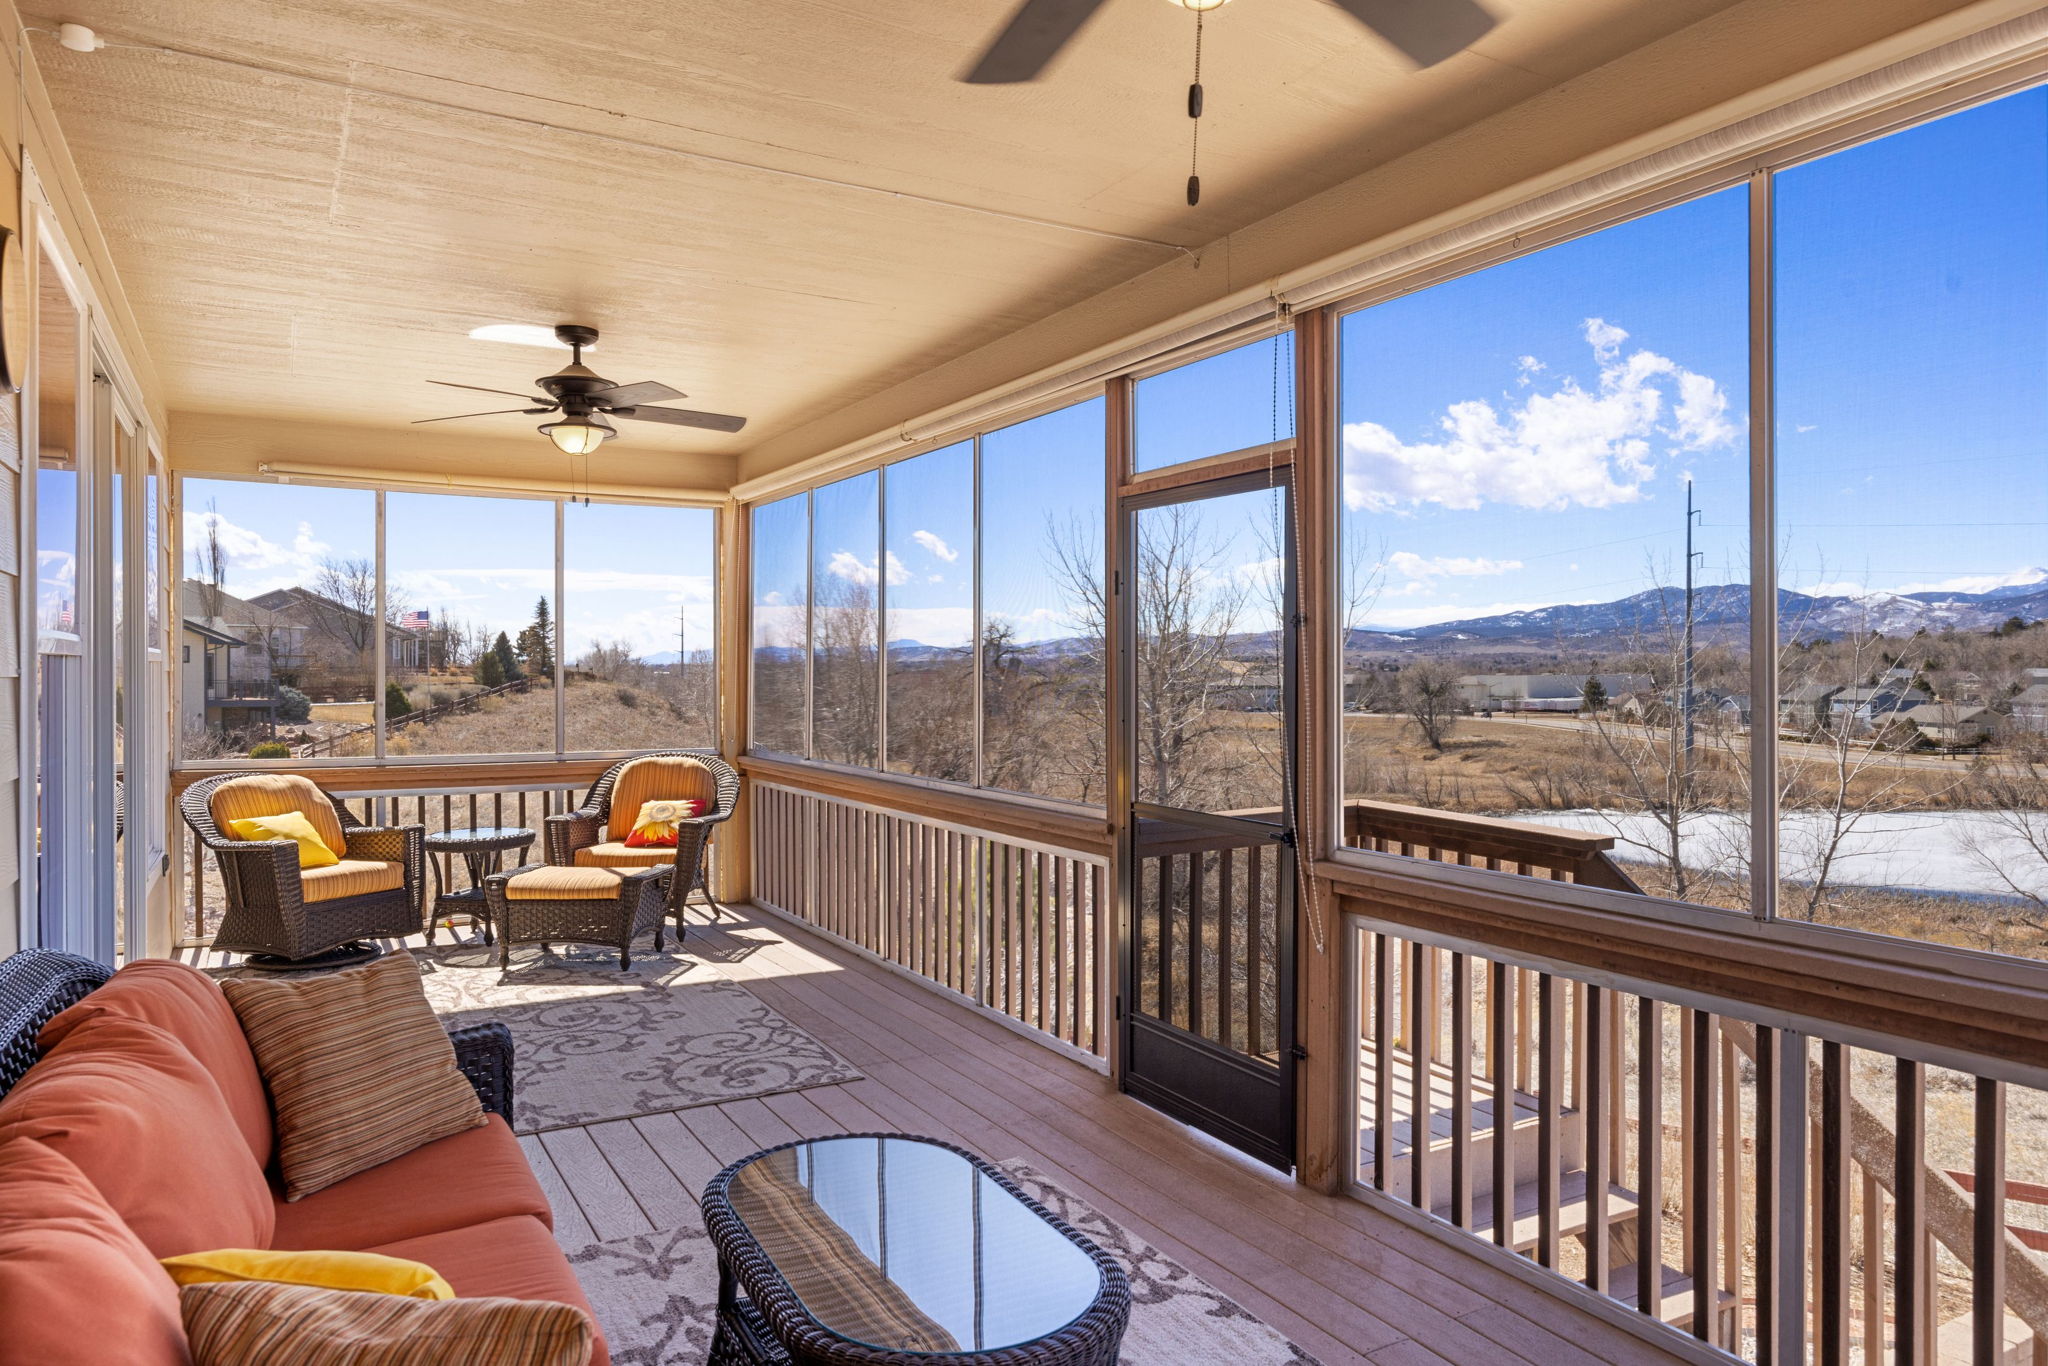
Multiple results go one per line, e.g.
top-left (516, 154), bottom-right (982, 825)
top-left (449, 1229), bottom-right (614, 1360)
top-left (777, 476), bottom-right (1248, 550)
top-left (425, 826), bottom-right (535, 844)
top-left (726, 1135), bottom-right (1104, 1354)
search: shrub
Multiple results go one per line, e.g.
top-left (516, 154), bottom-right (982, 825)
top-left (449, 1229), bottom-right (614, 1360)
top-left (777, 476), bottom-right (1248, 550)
top-left (247, 740), bottom-right (292, 759)
top-left (475, 653), bottom-right (505, 688)
top-left (616, 687), bottom-right (639, 709)
top-left (274, 684), bottom-right (312, 724)
top-left (385, 680), bottom-right (414, 719)
top-left (428, 688), bottom-right (455, 708)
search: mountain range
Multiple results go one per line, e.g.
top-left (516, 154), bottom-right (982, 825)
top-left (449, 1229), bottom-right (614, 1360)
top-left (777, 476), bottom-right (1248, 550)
top-left (1353, 574), bottom-right (2048, 648)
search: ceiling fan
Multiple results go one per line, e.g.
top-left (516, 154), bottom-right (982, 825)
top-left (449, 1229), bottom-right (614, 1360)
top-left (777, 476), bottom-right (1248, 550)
top-left (961, 0), bottom-right (1495, 84)
top-left (416, 324), bottom-right (747, 455)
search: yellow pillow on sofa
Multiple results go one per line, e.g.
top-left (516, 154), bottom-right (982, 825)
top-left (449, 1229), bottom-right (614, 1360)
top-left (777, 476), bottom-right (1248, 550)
top-left (161, 1248), bottom-right (453, 1300)
top-left (225, 812), bottom-right (340, 869)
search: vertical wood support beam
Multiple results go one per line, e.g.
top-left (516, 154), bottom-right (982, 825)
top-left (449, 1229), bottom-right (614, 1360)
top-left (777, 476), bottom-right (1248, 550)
top-left (1104, 374), bottom-right (1132, 1087)
top-left (1291, 305), bottom-right (1343, 1193)
top-left (718, 497), bottom-right (753, 904)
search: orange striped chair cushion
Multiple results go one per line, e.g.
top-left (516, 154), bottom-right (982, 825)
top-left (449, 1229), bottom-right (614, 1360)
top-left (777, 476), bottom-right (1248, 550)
top-left (605, 757), bottom-right (716, 841)
top-left (220, 955), bottom-right (485, 1202)
top-left (504, 867), bottom-right (624, 901)
top-left (179, 1281), bottom-right (594, 1366)
top-left (571, 842), bottom-right (671, 870)
top-left (299, 859), bottom-right (406, 903)
top-left (210, 775), bottom-right (349, 859)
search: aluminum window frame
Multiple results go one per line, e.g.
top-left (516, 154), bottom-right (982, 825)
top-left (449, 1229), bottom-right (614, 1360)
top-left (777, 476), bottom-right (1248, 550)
top-left (169, 470), bottom-right (725, 770)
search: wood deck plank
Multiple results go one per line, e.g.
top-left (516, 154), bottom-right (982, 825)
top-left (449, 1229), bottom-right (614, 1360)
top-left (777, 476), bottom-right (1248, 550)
top-left (518, 1133), bottom-right (595, 1244)
top-left (538, 1125), bottom-right (654, 1242)
top-left (580, 1119), bottom-right (700, 1230)
top-left (626, 1111), bottom-right (726, 1208)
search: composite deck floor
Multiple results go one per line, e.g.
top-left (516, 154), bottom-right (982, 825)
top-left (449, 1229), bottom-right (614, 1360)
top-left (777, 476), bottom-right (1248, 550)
top-left (186, 905), bottom-right (1688, 1365)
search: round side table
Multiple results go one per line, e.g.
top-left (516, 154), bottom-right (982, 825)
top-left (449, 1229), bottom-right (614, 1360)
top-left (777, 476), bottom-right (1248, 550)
top-left (424, 826), bottom-right (537, 945)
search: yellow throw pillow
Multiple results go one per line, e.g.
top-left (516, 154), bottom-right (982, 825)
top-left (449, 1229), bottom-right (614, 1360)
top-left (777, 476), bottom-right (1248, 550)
top-left (161, 1248), bottom-right (453, 1300)
top-left (226, 811), bottom-right (340, 869)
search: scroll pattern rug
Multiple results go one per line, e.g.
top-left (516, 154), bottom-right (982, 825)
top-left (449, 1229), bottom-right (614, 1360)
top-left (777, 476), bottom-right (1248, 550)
top-left (216, 941), bottom-right (862, 1134)
top-left (563, 1161), bottom-right (1320, 1365)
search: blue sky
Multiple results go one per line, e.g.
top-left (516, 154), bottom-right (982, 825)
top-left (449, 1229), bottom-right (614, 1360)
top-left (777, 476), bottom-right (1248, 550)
top-left (1337, 84), bottom-right (2048, 632)
top-left (183, 479), bottom-right (717, 662)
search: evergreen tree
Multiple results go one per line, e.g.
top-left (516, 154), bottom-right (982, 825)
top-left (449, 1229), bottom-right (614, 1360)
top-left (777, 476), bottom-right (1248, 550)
top-left (516, 596), bottom-right (555, 677)
top-left (1581, 674), bottom-right (1608, 712)
top-left (491, 631), bottom-right (522, 684)
top-left (475, 652), bottom-right (504, 688)
top-left (384, 680), bottom-right (414, 719)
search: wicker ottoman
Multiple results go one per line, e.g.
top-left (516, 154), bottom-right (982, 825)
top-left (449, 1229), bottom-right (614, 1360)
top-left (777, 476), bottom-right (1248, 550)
top-left (483, 863), bottom-right (672, 969)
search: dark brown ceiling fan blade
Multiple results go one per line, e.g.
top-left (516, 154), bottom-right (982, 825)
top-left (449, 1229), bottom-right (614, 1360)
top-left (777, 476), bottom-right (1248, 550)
top-left (610, 406), bottom-right (748, 434)
top-left (411, 407), bottom-right (554, 424)
top-left (1327, 0), bottom-right (1495, 67)
top-left (962, 0), bottom-right (1107, 83)
top-left (591, 380), bottom-right (685, 406)
top-left (428, 379), bottom-right (555, 402)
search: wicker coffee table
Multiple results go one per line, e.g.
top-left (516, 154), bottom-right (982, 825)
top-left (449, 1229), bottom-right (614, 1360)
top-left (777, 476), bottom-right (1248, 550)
top-left (701, 1133), bottom-right (1129, 1366)
top-left (424, 826), bottom-right (537, 945)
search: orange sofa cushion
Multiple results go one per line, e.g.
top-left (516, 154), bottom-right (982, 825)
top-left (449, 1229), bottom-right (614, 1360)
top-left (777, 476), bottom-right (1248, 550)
top-left (209, 773), bottom-right (349, 859)
top-left (368, 1215), bottom-right (610, 1366)
top-left (0, 1015), bottom-right (276, 1258)
top-left (39, 958), bottom-right (274, 1167)
top-left (270, 1115), bottom-right (553, 1252)
top-left (572, 842), bottom-right (673, 870)
top-left (0, 1137), bottom-right (192, 1366)
top-left (605, 756), bottom-right (717, 841)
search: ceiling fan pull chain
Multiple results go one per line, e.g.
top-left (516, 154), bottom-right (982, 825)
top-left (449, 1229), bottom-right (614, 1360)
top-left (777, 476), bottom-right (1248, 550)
top-left (1186, 9), bottom-right (1204, 206)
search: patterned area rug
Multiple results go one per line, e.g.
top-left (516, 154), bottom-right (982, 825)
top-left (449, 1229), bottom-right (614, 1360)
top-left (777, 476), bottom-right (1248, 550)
top-left (564, 1161), bottom-right (1320, 1365)
top-left (215, 941), bottom-right (862, 1134)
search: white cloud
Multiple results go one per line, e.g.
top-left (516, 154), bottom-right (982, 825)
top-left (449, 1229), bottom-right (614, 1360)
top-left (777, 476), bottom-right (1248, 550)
top-left (1342, 317), bottom-right (1737, 514)
top-left (910, 529), bottom-right (959, 563)
top-left (824, 549), bottom-right (910, 588)
top-left (1514, 355), bottom-right (1546, 386)
top-left (1363, 598), bottom-right (1561, 630)
top-left (1384, 552), bottom-right (1521, 580)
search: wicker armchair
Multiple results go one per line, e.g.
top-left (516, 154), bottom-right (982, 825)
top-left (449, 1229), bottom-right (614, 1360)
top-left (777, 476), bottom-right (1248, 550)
top-left (543, 752), bottom-right (739, 928)
top-left (180, 773), bottom-right (427, 969)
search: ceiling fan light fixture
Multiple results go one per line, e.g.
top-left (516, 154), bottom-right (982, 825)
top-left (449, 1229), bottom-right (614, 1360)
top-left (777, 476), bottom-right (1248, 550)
top-left (540, 412), bottom-right (615, 456)
top-left (1167, 0), bottom-right (1231, 11)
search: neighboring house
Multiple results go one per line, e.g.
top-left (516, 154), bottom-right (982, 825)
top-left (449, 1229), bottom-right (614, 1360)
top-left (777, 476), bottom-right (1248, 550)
top-left (1778, 683), bottom-right (1842, 731)
top-left (2009, 682), bottom-right (2048, 734)
top-left (179, 581), bottom-right (280, 738)
top-left (1216, 670), bottom-right (1283, 711)
top-left (1829, 682), bottom-right (1931, 733)
top-left (246, 585), bottom-right (433, 695)
top-left (1457, 673), bottom-right (1651, 712)
top-left (1891, 702), bottom-right (1997, 748)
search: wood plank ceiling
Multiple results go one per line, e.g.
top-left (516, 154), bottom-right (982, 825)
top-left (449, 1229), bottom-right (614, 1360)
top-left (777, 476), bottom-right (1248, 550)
top-left (24, 0), bottom-right (1741, 468)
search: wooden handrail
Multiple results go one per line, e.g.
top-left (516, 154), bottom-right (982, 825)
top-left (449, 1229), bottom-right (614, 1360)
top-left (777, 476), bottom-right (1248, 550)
top-left (172, 757), bottom-right (615, 797)
top-left (739, 755), bottom-right (1112, 857)
top-left (1320, 856), bottom-right (2048, 1083)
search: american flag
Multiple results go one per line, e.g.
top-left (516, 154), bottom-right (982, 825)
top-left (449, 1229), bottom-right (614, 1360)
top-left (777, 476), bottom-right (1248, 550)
top-left (400, 609), bottom-right (432, 631)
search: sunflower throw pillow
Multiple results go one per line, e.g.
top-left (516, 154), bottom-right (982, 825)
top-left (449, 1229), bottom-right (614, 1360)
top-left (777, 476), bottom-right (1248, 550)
top-left (623, 798), bottom-right (706, 848)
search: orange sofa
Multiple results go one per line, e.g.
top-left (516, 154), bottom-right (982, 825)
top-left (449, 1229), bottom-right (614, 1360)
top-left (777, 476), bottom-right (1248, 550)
top-left (0, 953), bottom-right (608, 1365)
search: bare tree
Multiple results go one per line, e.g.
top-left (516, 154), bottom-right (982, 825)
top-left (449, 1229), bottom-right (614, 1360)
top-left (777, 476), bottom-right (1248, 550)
top-left (1402, 657), bottom-right (1463, 752)
top-left (193, 499), bottom-right (227, 621)
top-left (579, 639), bottom-right (638, 681)
top-left (812, 576), bottom-right (879, 767)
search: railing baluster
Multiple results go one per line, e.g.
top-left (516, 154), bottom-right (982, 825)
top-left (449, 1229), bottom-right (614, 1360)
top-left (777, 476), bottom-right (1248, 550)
top-left (1247, 843), bottom-right (1265, 1057)
top-left (1537, 971), bottom-right (1561, 1269)
top-left (1373, 931), bottom-right (1393, 1194)
top-left (1690, 1008), bottom-right (1717, 1343)
top-left (1639, 997), bottom-right (1664, 1317)
top-left (1411, 937), bottom-right (1434, 1214)
top-left (1491, 957), bottom-right (1513, 1249)
top-left (1451, 951), bottom-right (1473, 1231)
top-left (1218, 845), bottom-right (1235, 1052)
top-left (1974, 1076), bottom-right (2007, 1366)
top-left (1189, 851), bottom-right (1207, 1043)
top-left (1585, 984), bottom-right (1609, 1293)
top-left (1821, 1040), bottom-right (1850, 1366)
top-left (1896, 1057), bottom-right (1926, 1366)
top-left (1861, 1167), bottom-right (1884, 1364)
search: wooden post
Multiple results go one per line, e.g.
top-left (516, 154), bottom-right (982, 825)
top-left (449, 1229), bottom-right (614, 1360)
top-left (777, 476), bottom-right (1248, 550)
top-left (717, 496), bottom-right (753, 906)
top-left (1290, 305), bottom-right (1346, 1194)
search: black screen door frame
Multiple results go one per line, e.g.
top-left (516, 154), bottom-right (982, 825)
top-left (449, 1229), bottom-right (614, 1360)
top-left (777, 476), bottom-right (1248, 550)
top-left (1113, 467), bottom-right (1298, 1171)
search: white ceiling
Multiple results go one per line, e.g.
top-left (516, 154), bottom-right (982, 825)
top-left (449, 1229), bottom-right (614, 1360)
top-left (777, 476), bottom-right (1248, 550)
top-left (25, 0), bottom-right (1753, 473)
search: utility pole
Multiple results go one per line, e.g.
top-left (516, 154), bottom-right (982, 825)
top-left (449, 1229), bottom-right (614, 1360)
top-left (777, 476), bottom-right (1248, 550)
top-left (677, 603), bottom-right (688, 694)
top-left (1681, 478), bottom-right (1704, 790)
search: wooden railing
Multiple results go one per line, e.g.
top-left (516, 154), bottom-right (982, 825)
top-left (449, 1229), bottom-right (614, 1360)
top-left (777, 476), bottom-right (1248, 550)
top-left (1344, 910), bottom-right (2048, 1365)
top-left (1341, 798), bottom-right (1643, 893)
top-left (749, 775), bottom-right (1111, 1060)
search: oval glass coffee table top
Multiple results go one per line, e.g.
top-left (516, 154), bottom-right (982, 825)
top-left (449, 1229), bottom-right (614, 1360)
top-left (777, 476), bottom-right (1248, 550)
top-left (726, 1134), bottom-right (1106, 1355)
top-left (425, 827), bottom-right (534, 846)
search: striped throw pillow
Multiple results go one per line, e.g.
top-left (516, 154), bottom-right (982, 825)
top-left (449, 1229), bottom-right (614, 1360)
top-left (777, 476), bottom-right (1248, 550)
top-left (180, 1281), bottom-right (593, 1365)
top-left (221, 955), bottom-right (485, 1201)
